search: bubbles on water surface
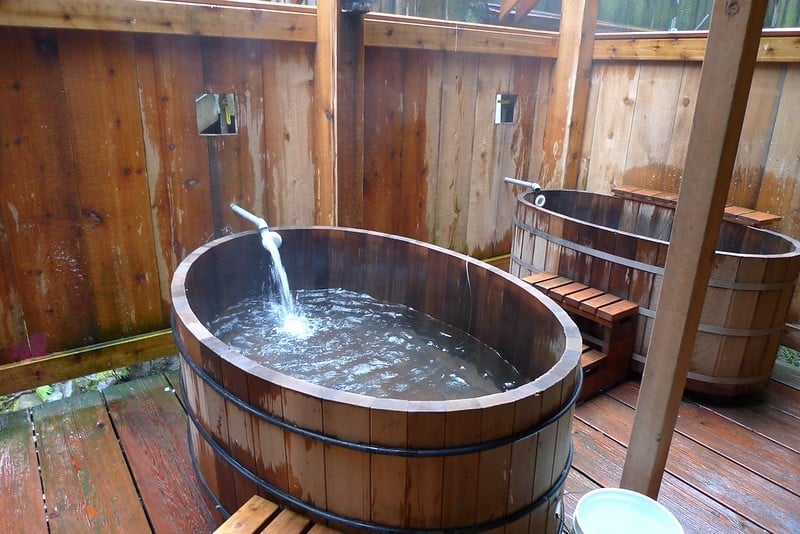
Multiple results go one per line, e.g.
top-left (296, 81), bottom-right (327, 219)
top-left (209, 288), bottom-right (530, 400)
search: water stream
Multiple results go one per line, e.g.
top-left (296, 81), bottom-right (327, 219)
top-left (215, 223), bottom-right (529, 400)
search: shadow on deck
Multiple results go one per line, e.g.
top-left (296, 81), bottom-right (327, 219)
top-left (0, 366), bottom-right (797, 533)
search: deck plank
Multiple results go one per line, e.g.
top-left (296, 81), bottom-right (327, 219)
top-left (571, 418), bottom-right (761, 532)
top-left (0, 409), bottom-right (47, 533)
top-left (709, 395), bottom-right (800, 454)
top-left (32, 391), bottom-right (151, 533)
top-left (577, 393), bottom-right (799, 532)
top-left (104, 373), bottom-right (218, 533)
top-left (608, 381), bottom-right (800, 496)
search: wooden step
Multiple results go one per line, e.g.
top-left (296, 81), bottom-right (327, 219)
top-left (581, 348), bottom-right (606, 373)
top-left (214, 495), bottom-right (341, 534)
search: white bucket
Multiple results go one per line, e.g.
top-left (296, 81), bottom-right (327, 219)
top-left (573, 488), bottom-right (684, 534)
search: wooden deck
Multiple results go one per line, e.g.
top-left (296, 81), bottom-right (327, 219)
top-left (0, 367), bottom-right (797, 533)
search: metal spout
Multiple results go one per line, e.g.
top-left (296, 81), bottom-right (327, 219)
top-left (230, 203), bottom-right (282, 248)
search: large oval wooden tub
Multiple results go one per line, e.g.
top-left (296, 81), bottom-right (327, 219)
top-left (172, 227), bottom-right (582, 532)
top-left (511, 189), bottom-right (800, 397)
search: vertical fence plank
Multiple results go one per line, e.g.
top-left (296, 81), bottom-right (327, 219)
top-left (0, 28), bottom-right (99, 355)
top-left (59, 31), bottom-right (163, 339)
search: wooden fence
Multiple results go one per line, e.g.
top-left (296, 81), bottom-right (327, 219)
top-left (1, 1), bottom-right (800, 373)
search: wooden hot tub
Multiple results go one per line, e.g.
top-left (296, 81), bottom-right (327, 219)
top-left (511, 189), bottom-right (800, 397)
top-left (172, 227), bottom-right (582, 532)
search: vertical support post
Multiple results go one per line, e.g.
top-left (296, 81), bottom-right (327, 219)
top-left (621, 0), bottom-right (767, 498)
top-left (313, 0), bottom-right (365, 226)
top-left (537, 0), bottom-right (598, 190)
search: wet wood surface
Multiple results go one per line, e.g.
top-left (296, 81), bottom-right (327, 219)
top-left (0, 366), bottom-right (797, 532)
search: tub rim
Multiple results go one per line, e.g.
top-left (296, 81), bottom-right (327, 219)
top-left (520, 189), bottom-right (800, 260)
top-left (171, 226), bottom-right (583, 414)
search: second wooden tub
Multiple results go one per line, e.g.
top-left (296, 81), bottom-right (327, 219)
top-left (172, 227), bottom-right (582, 532)
top-left (511, 189), bottom-right (800, 397)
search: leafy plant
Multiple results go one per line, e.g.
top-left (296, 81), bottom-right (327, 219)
top-left (777, 346), bottom-right (800, 367)
top-left (35, 385), bottom-right (54, 402)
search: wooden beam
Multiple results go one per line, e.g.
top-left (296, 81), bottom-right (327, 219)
top-left (363, 13), bottom-right (559, 58)
top-left (314, 0), bottom-right (365, 226)
top-left (0, 0), bottom-right (559, 58)
top-left (594, 30), bottom-right (800, 62)
top-left (0, 329), bottom-right (176, 396)
top-left (0, 0), bottom-right (317, 41)
top-left (621, 0), bottom-right (768, 498)
top-left (537, 0), bottom-right (598, 189)
top-left (499, 0), bottom-right (519, 21)
top-left (336, 10), bottom-right (365, 227)
top-left (313, 0), bottom-right (340, 225)
top-left (514, 0), bottom-right (544, 23)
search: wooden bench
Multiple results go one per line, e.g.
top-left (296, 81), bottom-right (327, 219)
top-left (214, 495), bottom-right (340, 534)
top-left (522, 272), bottom-right (638, 401)
top-left (611, 185), bottom-right (782, 227)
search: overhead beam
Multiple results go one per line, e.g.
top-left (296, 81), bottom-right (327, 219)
top-left (537, 0), bottom-right (598, 189)
top-left (620, 0), bottom-right (768, 498)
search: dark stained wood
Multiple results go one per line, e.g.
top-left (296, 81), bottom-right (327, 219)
top-left (612, 185), bottom-right (782, 227)
top-left (135, 33), bottom-right (215, 316)
top-left (58, 30), bottom-right (164, 339)
top-left (104, 373), bottom-right (217, 533)
top-left (0, 28), bottom-right (99, 355)
top-left (582, 393), bottom-right (799, 532)
top-left (570, 419), bottom-right (763, 532)
top-left (2, 368), bottom-right (797, 534)
top-left (33, 392), bottom-right (151, 532)
top-left (202, 38), bottom-right (267, 235)
top-left (609, 381), bottom-right (800, 496)
top-left (0, 410), bottom-right (47, 532)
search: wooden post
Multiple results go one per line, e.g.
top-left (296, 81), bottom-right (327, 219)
top-left (621, 0), bottom-right (767, 498)
top-left (313, 0), bottom-right (365, 226)
top-left (537, 0), bottom-right (598, 190)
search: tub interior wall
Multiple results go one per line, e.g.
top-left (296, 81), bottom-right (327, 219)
top-left (533, 190), bottom-right (797, 256)
top-left (185, 229), bottom-right (567, 382)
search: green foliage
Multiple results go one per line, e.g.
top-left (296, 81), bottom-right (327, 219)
top-left (35, 385), bottom-right (54, 402)
top-left (777, 346), bottom-right (800, 367)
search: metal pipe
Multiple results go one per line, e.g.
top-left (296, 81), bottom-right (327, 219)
top-left (230, 203), bottom-right (282, 248)
top-left (503, 176), bottom-right (541, 191)
top-left (503, 177), bottom-right (545, 207)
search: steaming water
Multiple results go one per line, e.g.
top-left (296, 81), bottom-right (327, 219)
top-left (209, 288), bottom-right (530, 400)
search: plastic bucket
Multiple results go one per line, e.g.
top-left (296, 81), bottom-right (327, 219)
top-left (573, 488), bottom-right (684, 534)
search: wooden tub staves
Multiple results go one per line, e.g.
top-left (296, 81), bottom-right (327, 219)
top-left (511, 189), bottom-right (800, 397)
top-left (171, 227), bottom-right (582, 532)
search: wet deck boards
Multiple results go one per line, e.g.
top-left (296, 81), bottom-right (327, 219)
top-left (566, 360), bottom-right (800, 533)
top-left (0, 373), bottom-right (216, 533)
top-left (0, 366), bottom-right (797, 533)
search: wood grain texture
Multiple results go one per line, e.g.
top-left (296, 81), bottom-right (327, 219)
top-left (202, 38), bottom-right (267, 235)
top-left (136, 33), bottom-right (215, 317)
top-left (59, 30), bottom-right (163, 338)
top-left (623, 63), bottom-right (683, 190)
top-left (0, 28), bottom-right (99, 354)
top-left (581, 62), bottom-right (640, 194)
top-left (33, 392), bottom-right (151, 533)
top-left (729, 64), bottom-right (783, 209)
top-left (0, 0), bottom-right (317, 41)
top-left (262, 41), bottom-right (317, 227)
top-left (622, 0), bottom-right (768, 497)
top-left (0, 410), bottom-right (47, 533)
top-left (104, 374), bottom-right (217, 533)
